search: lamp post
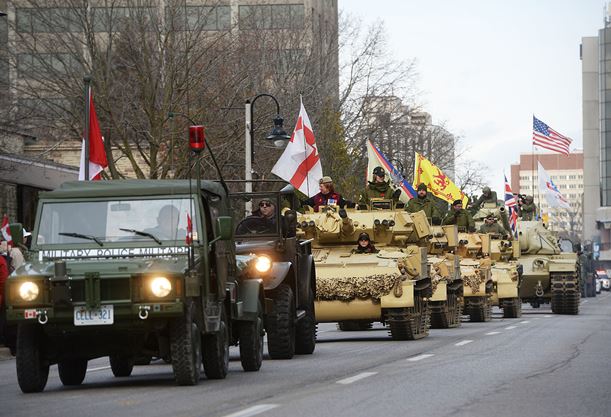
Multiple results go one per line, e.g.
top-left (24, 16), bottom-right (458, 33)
top-left (244, 94), bottom-right (291, 198)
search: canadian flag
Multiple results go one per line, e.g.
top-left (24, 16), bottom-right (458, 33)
top-left (186, 212), bottom-right (193, 244)
top-left (271, 99), bottom-right (323, 197)
top-left (1, 214), bottom-right (12, 245)
top-left (79, 89), bottom-right (108, 180)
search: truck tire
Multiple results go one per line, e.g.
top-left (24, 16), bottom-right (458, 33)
top-left (295, 288), bottom-right (316, 354)
top-left (239, 307), bottom-right (264, 371)
top-left (109, 355), bottom-right (134, 377)
top-left (266, 284), bottom-right (295, 359)
top-left (170, 302), bottom-right (202, 385)
top-left (202, 310), bottom-right (229, 380)
top-left (58, 358), bottom-right (88, 386)
top-left (16, 323), bottom-right (49, 393)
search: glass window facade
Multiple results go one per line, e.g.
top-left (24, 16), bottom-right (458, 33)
top-left (600, 27), bottom-right (611, 206)
top-left (16, 8), bottom-right (83, 33)
top-left (164, 6), bottom-right (231, 31)
top-left (17, 53), bottom-right (81, 78)
top-left (239, 4), bottom-right (305, 30)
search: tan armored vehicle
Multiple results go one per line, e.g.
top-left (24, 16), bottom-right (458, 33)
top-left (297, 200), bottom-right (432, 340)
top-left (427, 225), bottom-right (463, 328)
top-left (473, 206), bottom-right (522, 318)
top-left (518, 220), bottom-right (579, 314)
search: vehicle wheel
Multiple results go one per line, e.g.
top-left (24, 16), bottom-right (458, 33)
top-left (202, 309), bottom-right (229, 380)
top-left (58, 358), bottom-right (88, 386)
top-left (16, 324), bottom-right (49, 393)
top-left (170, 301), bottom-right (202, 385)
top-left (502, 298), bottom-right (522, 319)
top-left (295, 287), bottom-right (316, 355)
top-left (266, 284), bottom-right (295, 359)
top-left (109, 355), bottom-right (134, 377)
top-left (239, 306), bottom-right (264, 372)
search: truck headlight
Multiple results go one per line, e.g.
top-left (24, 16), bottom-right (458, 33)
top-left (255, 256), bottom-right (272, 273)
top-left (150, 277), bottom-right (172, 298)
top-left (19, 281), bottom-right (40, 302)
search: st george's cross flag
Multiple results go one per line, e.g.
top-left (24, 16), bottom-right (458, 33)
top-left (532, 116), bottom-right (572, 156)
top-left (1, 214), bottom-right (12, 245)
top-left (79, 89), bottom-right (108, 180)
top-left (271, 99), bottom-right (323, 197)
top-left (504, 175), bottom-right (518, 237)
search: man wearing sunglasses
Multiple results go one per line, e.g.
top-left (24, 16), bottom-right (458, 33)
top-left (360, 166), bottom-right (402, 204)
top-left (235, 199), bottom-right (277, 235)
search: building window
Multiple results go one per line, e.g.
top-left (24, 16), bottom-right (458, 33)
top-left (17, 53), bottom-right (82, 78)
top-left (569, 175), bottom-right (577, 180)
top-left (164, 6), bottom-right (231, 32)
top-left (92, 7), bottom-right (157, 32)
top-left (569, 184), bottom-right (577, 189)
top-left (239, 4), bottom-right (305, 30)
top-left (18, 98), bottom-right (74, 119)
top-left (17, 8), bottom-right (83, 33)
top-left (579, 175), bottom-right (583, 179)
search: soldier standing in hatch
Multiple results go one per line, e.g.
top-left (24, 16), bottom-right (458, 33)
top-left (479, 214), bottom-right (509, 236)
top-left (519, 195), bottom-right (537, 220)
top-left (360, 166), bottom-right (402, 204)
top-left (406, 183), bottom-right (442, 225)
top-left (471, 186), bottom-right (498, 212)
top-left (442, 199), bottom-right (476, 232)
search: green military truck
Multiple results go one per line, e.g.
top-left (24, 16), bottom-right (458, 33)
top-left (5, 180), bottom-right (266, 393)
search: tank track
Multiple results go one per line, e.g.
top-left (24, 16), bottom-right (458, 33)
top-left (337, 321), bottom-right (373, 331)
top-left (386, 292), bottom-right (430, 340)
top-left (463, 296), bottom-right (492, 322)
top-left (550, 272), bottom-right (580, 315)
top-left (501, 297), bottom-right (522, 318)
top-left (430, 291), bottom-right (462, 329)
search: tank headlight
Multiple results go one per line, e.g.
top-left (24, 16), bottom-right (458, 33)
top-left (255, 256), bottom-right (272, 273)
top-left (150, 277), bottom-right (172, 298)
top-left (19, 281), bottom-right (40, 302)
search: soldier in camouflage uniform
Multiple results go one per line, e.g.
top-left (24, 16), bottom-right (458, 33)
top-left (406, 183), bottom-right (442, 225)
top-left (519, 195), bottom-right (537, 220)
top-left (442, 199), bottom-right (476, 232)
top-left (360, 166), bottom-right (401, 204)
top-left (471, 186), bottom-right (498, 212)
top-left (478, 214), bottom-right (509, 236)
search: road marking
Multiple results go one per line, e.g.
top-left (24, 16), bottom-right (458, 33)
top-left (222, 404), bottom-right (279, 417)
top-left (520, 321), bottom-right (530, 324)
top-left (544, 315), bottom-right (553, 318)
top-left (87, 366), bottom-right (111, 373)
top-left (407, 354), bottom-right (434, 362)
top-left (485, 331), bottom-right (501, 335)
top-left (505, 325), bottom-right (517, 330)
top-left (454, 340), bottom-right (473, 346)
top-left (337, 372), bottom-right (378, 385)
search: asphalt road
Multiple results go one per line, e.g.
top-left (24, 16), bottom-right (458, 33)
top-left (1, 294), bottom-right (611, 417)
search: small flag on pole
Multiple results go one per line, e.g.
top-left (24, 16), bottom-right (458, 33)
top-left (532, 116), bottom-right (572, 155)
top-left (503, 175), bottom-right (518, 237)
top-left (79, 89), bottom-right (108, 180)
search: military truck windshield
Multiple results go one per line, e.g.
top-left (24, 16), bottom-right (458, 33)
top-left (37, 198), bottom-right (197, 245)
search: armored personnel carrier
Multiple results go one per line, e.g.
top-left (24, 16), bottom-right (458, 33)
top-left (297, 200), bottom-right (432, 340)
top-left (518, 220), bottom-right (579, 314)
top-left (427, 225), bottom-right (463, 328)
top-left (472, 206), bottom-right (522, 318)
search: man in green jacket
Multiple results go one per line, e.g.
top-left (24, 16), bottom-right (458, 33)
top-left (442, 199), bottom-right (476, 232)
top-left (360, 166), bottom-right (401, 204)
top-left (479, 214), bottom-right (509, 236)
top-left (519, 195), bottom-right (537, 220)
top-left (406, 183), bottom-right (442, 225)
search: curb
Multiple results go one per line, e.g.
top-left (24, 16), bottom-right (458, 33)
top-left (0, 347), bottom-right (13, 361)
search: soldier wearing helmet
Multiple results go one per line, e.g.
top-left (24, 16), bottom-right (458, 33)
top-left (406, 183), bottom-right (442, 225)
top-left (471, 186), bottom-right (498, 212)
top-left (519, 195), bottom-right (537, 220)
top-left (479, 213), bottom-right (509, 236)
top-left (360, 166), bottom-right (402, 204)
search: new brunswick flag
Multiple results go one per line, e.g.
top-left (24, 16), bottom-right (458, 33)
top-left (413, 152), bottom-right (468, 206)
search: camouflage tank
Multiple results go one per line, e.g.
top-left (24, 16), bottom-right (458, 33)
top-left (472, 205), bottom-right (523, 318)
top-left (297, 200), bottom-right (432, 340)
top-left (427, 225), bottom-right (463, 328)
top-left (455, 232), bottom-right (494, 322)
top-left (517, 220), bottom-right (579, 314)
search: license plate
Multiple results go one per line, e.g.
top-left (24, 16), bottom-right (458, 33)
top-left (74, 305), bottom-right (114, 326)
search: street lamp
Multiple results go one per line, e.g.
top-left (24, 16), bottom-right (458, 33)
top-left (244, 93), bottom-right (291, 197)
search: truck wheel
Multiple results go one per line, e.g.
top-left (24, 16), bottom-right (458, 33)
top-left (16, 323), bottom-right (49, 393)
top-left (295, 288), bottom-right (316, 354)
top-left (202, 310), bottom-right (229, 380)
top-left (239, 306), bottom-right (264, 371)
top-left (266, 284), bottom-right (295, 359)
top-left (109, 355), bottom-right (134, 377)
top-left (170, 301), bottom-right (202, 385)
top-left (58, 358), bottom-right (88, 386)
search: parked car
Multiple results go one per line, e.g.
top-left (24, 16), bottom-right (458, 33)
top-left (596, 278), bottom-right (602, 294)
top-left (595, 270), bottom-right (610, 291)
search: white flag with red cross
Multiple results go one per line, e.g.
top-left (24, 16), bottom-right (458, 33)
top-left (271, 99), bottom-right (323, 197)
top-left (1, 214), bottom-right (12, 245)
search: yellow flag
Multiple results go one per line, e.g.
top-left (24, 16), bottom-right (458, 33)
top-left (413, 152), bottom-right (468, 206)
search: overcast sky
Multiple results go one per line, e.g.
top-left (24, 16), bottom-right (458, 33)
top-left (340, 0), bottom-right (604, 192)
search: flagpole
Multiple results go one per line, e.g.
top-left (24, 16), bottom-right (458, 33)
top-left (83, 75), bottom-right (92, 181)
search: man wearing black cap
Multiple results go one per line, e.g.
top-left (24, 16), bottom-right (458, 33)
top-left (361, 166), bottom-right (402, 204)
top-left (406, 183), bottom-right (442, 225)
top-left (442, 199), bottom-right (475, 232)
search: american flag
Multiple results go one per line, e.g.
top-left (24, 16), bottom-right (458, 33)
top-left (532, 116), bottom-right (572, 155)
top-left (504, 175), bottom-right (518, 238)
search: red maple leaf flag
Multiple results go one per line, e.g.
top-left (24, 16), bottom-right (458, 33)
top-left (271, 99), bottom-right (323, 197)
top-left (1, 214), bottom-right (12, 245)
top-left (186, 212), bottom-right (193, 244)
top-left (79, 89), bottom-right (108, 180)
